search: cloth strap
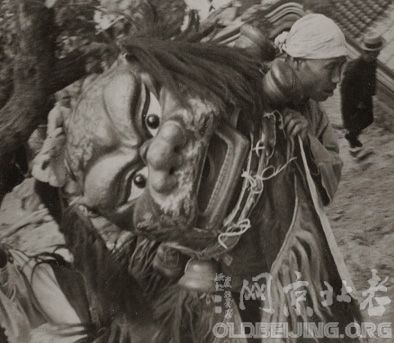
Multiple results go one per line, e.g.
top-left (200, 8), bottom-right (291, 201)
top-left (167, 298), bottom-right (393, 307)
top-left (298, 136), bottom-right (358, 298)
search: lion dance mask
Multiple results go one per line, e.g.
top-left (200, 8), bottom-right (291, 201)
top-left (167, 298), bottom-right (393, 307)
top-left (1, 38), bottom-right (362, 343)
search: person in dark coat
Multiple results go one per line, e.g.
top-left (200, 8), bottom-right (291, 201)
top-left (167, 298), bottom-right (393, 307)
top-left (340, 33), bottom-right (383, 154)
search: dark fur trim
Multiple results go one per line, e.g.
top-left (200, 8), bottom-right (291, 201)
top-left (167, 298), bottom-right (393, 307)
top-left (59, 206), bottom-right (157, 341)
top-left (122, 38), bottom-right (265, 126)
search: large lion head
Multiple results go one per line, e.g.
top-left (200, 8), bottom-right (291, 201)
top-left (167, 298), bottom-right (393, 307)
top-left (48, 40), bottom-right (266, 251)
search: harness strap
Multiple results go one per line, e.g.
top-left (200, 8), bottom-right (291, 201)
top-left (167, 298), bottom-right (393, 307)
top-left (298, 136), bottom-right (358, 298)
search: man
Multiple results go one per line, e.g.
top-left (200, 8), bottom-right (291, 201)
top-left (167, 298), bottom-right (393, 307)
top-left (222, 14), bottom-right (362, 342)
top-left (340, 33), bottom-right (383, 156)
top-left (272, 13), bottom-right (347, 203)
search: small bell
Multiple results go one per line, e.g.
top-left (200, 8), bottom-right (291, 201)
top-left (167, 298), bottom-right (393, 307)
top-left (178, 258), bottom-right (219, 293)
top-left (152, 243), bottom-right (186, 279)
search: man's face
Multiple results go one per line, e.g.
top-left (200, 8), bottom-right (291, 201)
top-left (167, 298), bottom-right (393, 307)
top-left (296, 57), bottom-right (347, 102)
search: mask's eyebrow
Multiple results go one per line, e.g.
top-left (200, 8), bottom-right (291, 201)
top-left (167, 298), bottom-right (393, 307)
top-left (141, 85), bottom-right (150, 118)
top-left (151, 80), bottom-right (161, 99)
top-left (130, 80), bottom-right (146, 124)
top-left (140, 71), bottom-right (160, 100)
top-left (130, 83), bottom-right (152, 140)
top-left (129, 76), bottom-right (142, 116)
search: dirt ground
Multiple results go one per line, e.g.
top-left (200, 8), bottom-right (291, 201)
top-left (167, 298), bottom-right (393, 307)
top-left (0, 90), bottom-right (393, 341)
top-left (328, 125), bottom-right (394, 341)
top-left (322, 92), bottom-right (394, 341)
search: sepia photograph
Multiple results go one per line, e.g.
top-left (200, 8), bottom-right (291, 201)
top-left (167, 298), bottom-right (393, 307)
top-left (0, 0), bottom-right (393, 342)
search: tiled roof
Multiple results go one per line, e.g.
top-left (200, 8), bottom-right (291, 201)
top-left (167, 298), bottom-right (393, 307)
top-left (325, 0), bottom-right (394, 111)
top-left (312, 0), bottom-right (394, 72)
top-left (369, 3), bottom-right (394, 70)
top-left (329, 0), bottom-right (392, 40)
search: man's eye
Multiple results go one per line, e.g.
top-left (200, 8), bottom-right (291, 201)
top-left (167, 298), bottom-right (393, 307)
top-left (144, 92), bottom-right (161, 137)
top-left (127, 167), bottom-right (148, 201)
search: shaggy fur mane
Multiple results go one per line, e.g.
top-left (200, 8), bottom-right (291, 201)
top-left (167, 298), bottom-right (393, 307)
top-left (122, 38), bottom-right (265, 124)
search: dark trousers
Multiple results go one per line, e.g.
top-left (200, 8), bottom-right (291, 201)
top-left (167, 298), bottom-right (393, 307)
top-left (344, 129), bottom-right (362, 148)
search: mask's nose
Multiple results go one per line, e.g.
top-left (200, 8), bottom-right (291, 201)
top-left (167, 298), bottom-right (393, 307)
top-left (146, 120), bottom-right (186, 193)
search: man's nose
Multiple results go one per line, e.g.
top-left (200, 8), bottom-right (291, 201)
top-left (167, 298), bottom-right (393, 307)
top-left (146, 120), bottom-right (186, 193)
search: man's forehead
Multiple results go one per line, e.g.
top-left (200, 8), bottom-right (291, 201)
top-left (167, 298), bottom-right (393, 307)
top-left (303, 57), bottom-right (346, 70)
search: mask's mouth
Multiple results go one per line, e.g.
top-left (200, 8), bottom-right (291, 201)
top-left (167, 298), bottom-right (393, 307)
top-left (196, 123), bottom-right (249, 232)
top-left (132, 123), bottom-right (250, 249)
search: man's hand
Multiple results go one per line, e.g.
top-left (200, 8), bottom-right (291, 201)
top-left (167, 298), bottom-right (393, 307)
top-left (283, 110), bottom-right (309, 141)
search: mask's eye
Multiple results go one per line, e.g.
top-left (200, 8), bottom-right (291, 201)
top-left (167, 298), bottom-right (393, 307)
top-left (145, 113), bottom-right (160, 131)
top-left (133, 173), bottom-right (146, 188)
top-left (144, 92), bottom-right (161, 137)
top-left (127, 167), bottom-right (148, 202)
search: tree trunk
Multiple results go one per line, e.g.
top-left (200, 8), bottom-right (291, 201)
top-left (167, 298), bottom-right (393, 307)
top-left (0, 51), bottom-right (92, 110)
top-left (0, 0), bottom-right (56, 203)
top-left (0, 1), bottom-right (55, 155)
top-left (0, 1), bottom-right (96, 204)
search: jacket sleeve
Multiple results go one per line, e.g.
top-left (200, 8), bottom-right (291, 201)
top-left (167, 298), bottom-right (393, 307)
top-left (305, 102), bottom-right (343, 205)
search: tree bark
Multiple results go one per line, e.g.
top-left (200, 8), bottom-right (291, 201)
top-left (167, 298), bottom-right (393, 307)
top-left (0, 0), bottom-right (54, 156)
top-left (0, 0), bottom-right (56, 203)
top-left (48, 52), bottom-right (91, 95)
top-left (0, 68), bottom-right (13, 110)
top-left (0, 1), bottom-right (101, 204)
top-left (0, 51), bottom-right (92, 110)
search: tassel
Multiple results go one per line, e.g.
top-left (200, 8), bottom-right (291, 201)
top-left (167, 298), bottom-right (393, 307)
top-left (261, 183), bottom-right (363, 342)
top-left (153, 284), bottom-right (250, 343)
top-left (152, 243), bottom-right (187, 280)
top-left (127, 239), bottom-right (173, 300)
top-left (153, 284), bottom-right (217, 343)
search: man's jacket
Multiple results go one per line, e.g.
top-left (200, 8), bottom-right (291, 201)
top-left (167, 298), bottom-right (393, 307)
top-left (340, 57), bottom-right (377, 131)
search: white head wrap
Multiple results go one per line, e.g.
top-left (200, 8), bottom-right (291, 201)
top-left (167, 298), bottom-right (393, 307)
top-left (275, 14), bottom-right (347, 59)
